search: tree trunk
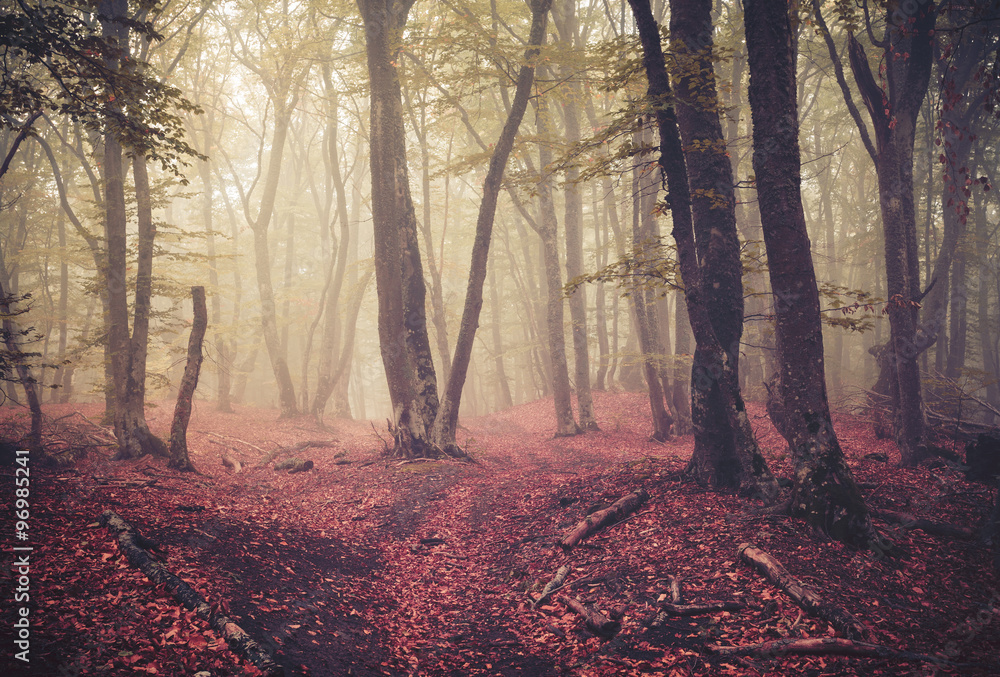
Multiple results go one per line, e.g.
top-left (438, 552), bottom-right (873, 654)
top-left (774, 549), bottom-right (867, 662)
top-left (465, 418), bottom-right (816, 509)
top-left (197, 116), bottom-right (232, 414)
top-left (745, 0), bottom-right (878, 547)
top-left (846, 5), bottom-right (936, 465)
top-left (359, 0), bottom-right (440, 456)
top-left (670, 0), bottom-right (750, 473)
top-left (535, 88), bottom-right (582, 437)
top-left (432, 1), bottom-right (550, 452)
top-left (631, 141), bottom-right (673, 441)
top-left (249, 102), bottom-right (298, 418)
top-left (168, 287), bottom-right (206, 472)
top-left (625, 0), bottom-right (777, 500)
top-left (489, 262), bottom-right (514, 410)
top-left (311, 79), bottom-right (353, 421)
top-left (0, 274), bottom-right (42, 449)
top-left (554, 0), bottom-right (598, 431)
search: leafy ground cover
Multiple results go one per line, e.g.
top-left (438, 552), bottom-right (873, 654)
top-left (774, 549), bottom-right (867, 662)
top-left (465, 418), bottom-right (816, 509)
top-left (1, 391), bottom-right (998, 675)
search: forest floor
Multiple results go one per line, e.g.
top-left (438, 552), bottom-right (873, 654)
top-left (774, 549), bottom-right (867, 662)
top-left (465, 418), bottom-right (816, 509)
top-left (1, 391), bottom-right (998, 676)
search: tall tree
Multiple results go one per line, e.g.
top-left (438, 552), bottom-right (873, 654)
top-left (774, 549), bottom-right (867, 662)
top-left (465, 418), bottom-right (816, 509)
top-left (745, 0), bottom-right (880, 547)
top-left (626, 0), bottom-right (777, 499)
top-left (100, 0), bottom-right (166, 460)
top-left (817, 0), bottom-right (937, 464)
top-left (221, 2), bottom-right (311, 418)
top-left (432, 0), bottom-right (552, 454)
top-left (535, 89), bottom-right (584, 437)
top-left (358, 0), bottom-right (441, 455)
top-left (553, 0), bottom-right (599, 431)
top-left (669, 0), bottom-right (756, 487)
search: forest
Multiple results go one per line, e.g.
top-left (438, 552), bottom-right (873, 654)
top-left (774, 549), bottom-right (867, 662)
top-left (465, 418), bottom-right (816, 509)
top-left (1, 0), bottom-right (999, 674)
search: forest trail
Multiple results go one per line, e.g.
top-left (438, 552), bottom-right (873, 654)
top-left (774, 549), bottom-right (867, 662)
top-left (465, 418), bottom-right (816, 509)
top-left (3, 392), bottom-right (997, 676)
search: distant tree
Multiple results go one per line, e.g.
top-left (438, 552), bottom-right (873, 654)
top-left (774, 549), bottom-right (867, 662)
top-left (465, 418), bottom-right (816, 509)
top-left (432, 0), bottom-right (552, 455)
top-left (815, 0), bottom-right (936, 464)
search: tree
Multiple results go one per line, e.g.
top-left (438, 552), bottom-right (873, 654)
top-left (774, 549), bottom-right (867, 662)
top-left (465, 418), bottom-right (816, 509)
top-left (220, 3), bottom-right (312, 418)
top-left (745, 0), bottom-right (881, 547)
top-left (625, 0), bottom-right (778, 499)
top-left (669, 0), bottom-right (758, 488)
top-left (358, 0), bottom-right (442, 455)
top-left (817, 0), bottom-right (937, 464)
top-left (553, 0), bottom-right (599, 432)
top-left (100, 0), bottom-right (166, 460)
top-left (432, 0), bottom-right (552, 455)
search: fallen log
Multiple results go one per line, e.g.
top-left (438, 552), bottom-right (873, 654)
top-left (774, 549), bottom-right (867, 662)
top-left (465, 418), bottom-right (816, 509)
top-left (661, 601), bottom-right (743, 616)
top-left (533, 565), bottom-right (570, 609)
top-left (99, 511), bottom-right (280, 676)
top-left (737, 543), bottom-right (867, 640)
top-left (707, 637), bottom-right (950, 665)
top-left (274, 458), bottom-right (313, 473)
top-left (560, 490), bottom-right (649, 550)
top-left (876, 510), bottom-right (975, 540)
top-left (561, 597), bottom-right (621, 638)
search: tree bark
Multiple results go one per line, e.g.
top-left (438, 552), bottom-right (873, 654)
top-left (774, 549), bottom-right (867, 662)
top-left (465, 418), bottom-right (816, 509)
top-left (168, 287), bottom-right (206, 472)
top-left (744, 0), bottom-right (878, 547)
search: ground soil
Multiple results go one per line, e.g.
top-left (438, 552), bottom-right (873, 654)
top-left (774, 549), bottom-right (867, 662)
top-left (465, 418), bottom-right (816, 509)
top-left (1, 391), bottom-right (998, 676)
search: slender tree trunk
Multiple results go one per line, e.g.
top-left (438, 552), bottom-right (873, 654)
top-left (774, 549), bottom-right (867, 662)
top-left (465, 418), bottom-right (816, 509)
top-left (846, 6), bottom-right (936, 465)
top-left (554, 0), bottom-right (598, 430)
top-left (489, 261), bottom-right (514, 410)
top-left (248, 102), bottom-right (299, 417)
top-left (0, 272), bottom-right (41, 449)
top-left (312, 82), bottom-right (353, 420)
top-left (198, 117), bottom-right (232, 413)
top-left (168, 287), bottom-right (206, 472)
top-left (745, 0), bottom-right (879, 547)
top-left (535, 86), bottom-right (582, 437)
top-left (433, 1), bottom-right (550, 451)
top-left (630, 127), bottom-right (673, 441)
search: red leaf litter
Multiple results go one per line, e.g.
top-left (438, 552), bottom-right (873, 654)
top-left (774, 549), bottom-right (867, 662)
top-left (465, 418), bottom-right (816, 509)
top-left (1, 391), bottom-right (997, 676)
